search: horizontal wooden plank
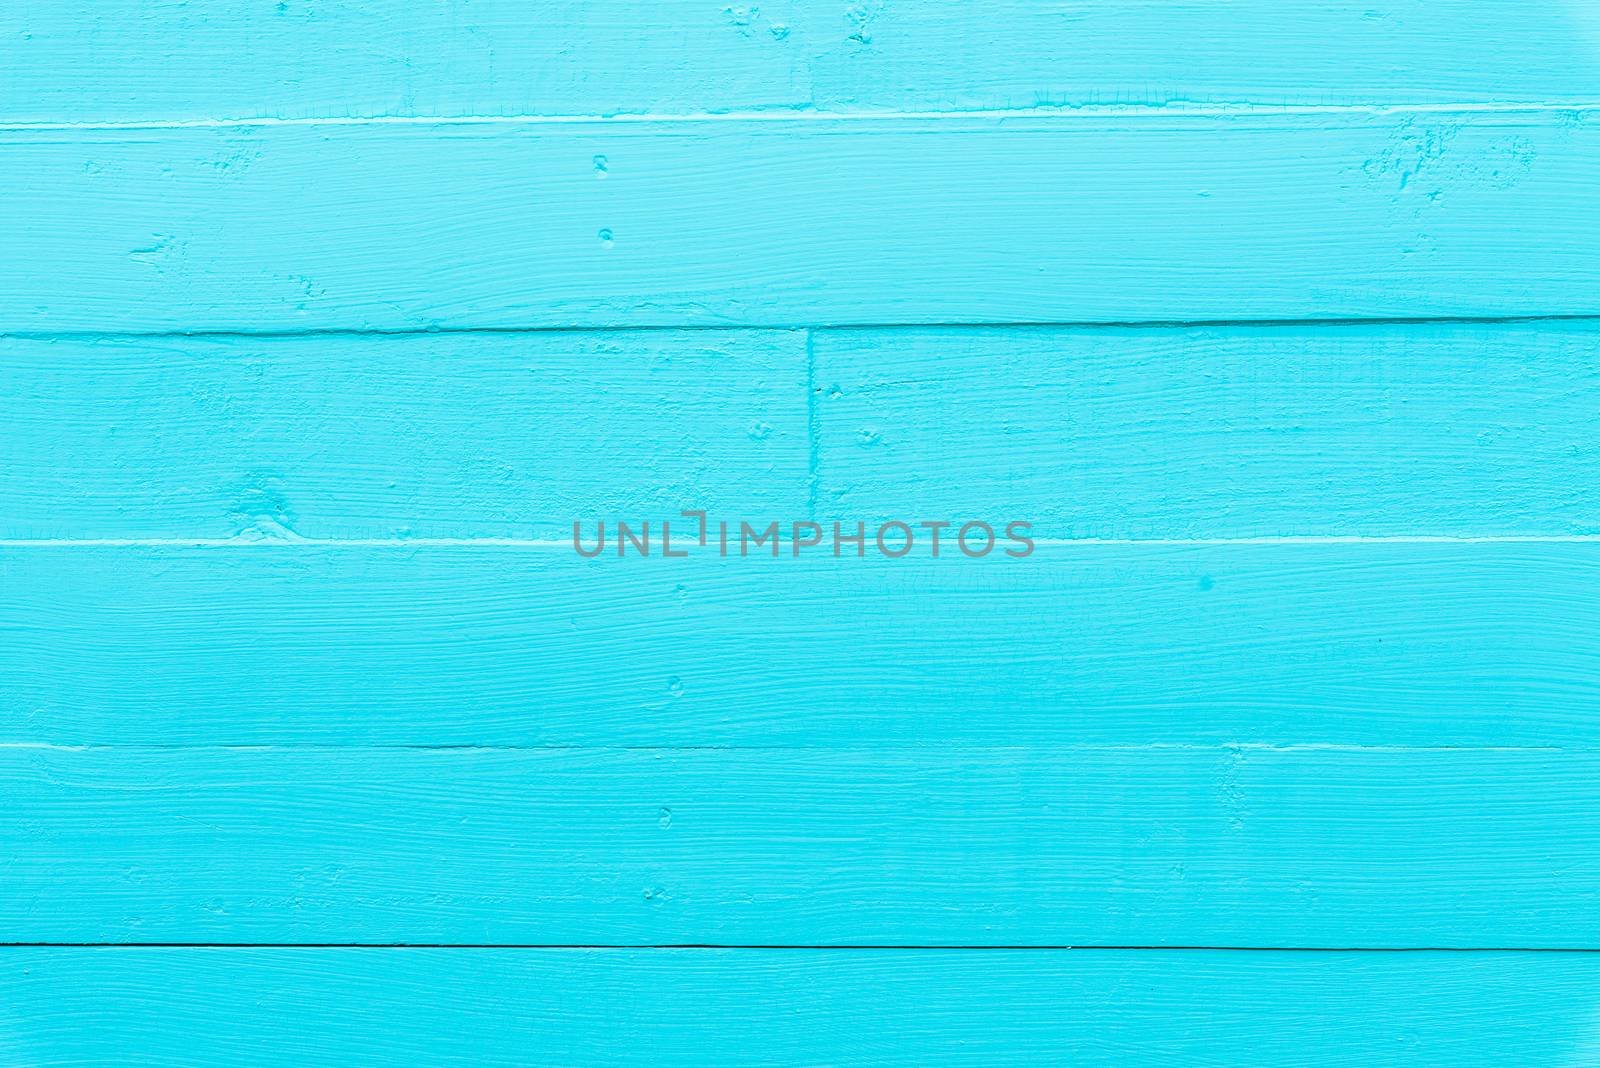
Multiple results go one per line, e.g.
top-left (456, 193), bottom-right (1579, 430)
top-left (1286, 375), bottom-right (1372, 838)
top-left (4, 543), bottom-right (1597, 747)
top-left (3, 949), bottom-right (1597, 1066)
top-left (815, 322), bottom-right (1600, 537)
top-left (6, 745), bottom-right (1600, 945)
top-left (5, 2), bottom-right (1599, 122)
top-left (5, 110), bottom-right (1598, 331)
top-left (0, 331), bottom-right (807, 539)
top-left (9, 323), bottom-right (1600, 539)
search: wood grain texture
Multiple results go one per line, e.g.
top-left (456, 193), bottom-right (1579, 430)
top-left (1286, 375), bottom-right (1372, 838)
top-left (8, 323), bottom-right (1600, 539)
top-left (5, 110), bottom-right (1597, 332)
top-left (5, 949), bottom-right (1599, 1066)
top-left (0, 331), bottom-right (807, 539)
top-left (7, 1), bottom-right (1600, 121)
top-left (814, 322), bottom-right (1600, 537)
top-left (5, 543), bottom-right (1597, 748)
top-left (6, 745), bottom-right (1600, 945)
top-left (9, 0), bottom-right (1599, 1054)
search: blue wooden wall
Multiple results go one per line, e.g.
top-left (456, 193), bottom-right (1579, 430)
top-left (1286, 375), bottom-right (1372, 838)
top-left (4, 3), bottom-right (1600, 1063)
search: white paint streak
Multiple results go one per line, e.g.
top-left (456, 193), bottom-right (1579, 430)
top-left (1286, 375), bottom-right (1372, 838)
top-left (1, 102), bottom-right (1598, 132)
top-left (3, 536), bottom-right (1600, 549)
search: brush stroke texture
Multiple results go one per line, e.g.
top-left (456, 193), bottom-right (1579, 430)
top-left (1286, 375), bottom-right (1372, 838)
top-left (6, 323), bottom-right (1600, 538)
top-left (3, 542), bottom-right (1598, 747)
top-left (4, 111), bottom-right (1596, 332)
top-left (6, 745), bottom-right (1600, 946)
top-left (4, 949), bottom-right (1600, 1066)
top-left (9, 8), bottom-right (1600, 1057)
top-left (813, 321), bottom-right (1600, 537)
top-left (0, 330), bottom-right (808, 539)
top-left (7, 1), bottom-right (1600, 121)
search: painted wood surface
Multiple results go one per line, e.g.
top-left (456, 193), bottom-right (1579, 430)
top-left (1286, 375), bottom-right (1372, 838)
top-left (0, 331), bottom-right (808, 539)
top-left (7, 323), bottom-right (1600, 539)
top-left (7, 0), bottom-right (1600, 1056)
top-left (4, 543), bottom-right (1598, 747)
top-left (6, 744), bottom-right (1600, 946)
top-left (4, 949), bottom-right (1599, 1066)
top-left (812, 321), bottom-right (1600, 537)
top-left (7, 2), bottom-right (1600, 121)
top-left (5, 109), bottom-right (1597, 332)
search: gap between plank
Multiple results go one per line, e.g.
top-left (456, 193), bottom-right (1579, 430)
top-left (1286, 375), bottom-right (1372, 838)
top-left (1, 943), bottom-right (1598, 952)
top-left (9, 312), bottom-right (1600, 341)
top-left (4, 100), bottom-right (1600, 131)
top-left (0, 743), bottom-right (1576, 753)
top-left (3, 536), bottom-right (1599, 548)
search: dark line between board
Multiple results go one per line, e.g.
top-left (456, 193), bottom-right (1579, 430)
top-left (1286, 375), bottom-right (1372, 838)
top-left (0, 748), bottom-right (1580, 754)
top-left (3, 944), bottom-right (1600, 952)
top-left (8, 312), bottom-right (1600, 342)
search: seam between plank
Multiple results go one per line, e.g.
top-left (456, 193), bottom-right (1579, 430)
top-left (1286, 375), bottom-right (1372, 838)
top-left (3, 536), bottom-right (1600, 548)
top-left (0, 744), bottom-right (1578, 753)
top-left (1, 943), bottom-right (1598, 952)
top-left (10, 313), bottom-right (1600, 342)
top-left (4, 101), bottom-right (1600, 130)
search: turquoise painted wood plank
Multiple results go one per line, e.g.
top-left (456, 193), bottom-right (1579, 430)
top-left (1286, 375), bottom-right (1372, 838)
top-left (0, 1), bottom-right (811, 124)
top-left (797, 2), bottom-right (1600, 113)
top-left (4, 543), bottom-right (1597, 747)
top-left (5, 745), bottom-right (1600, 945)
top-left (0, 331), bottom-right (807, 540)
top-left (4, 949), bottom-right (1599, 1066)
top-left (814, 322), bottom-right (1600, 538)
top-left (4, 110), bottom-right (1597, 332)
top-left (7, 2), bottom-right (1600, 122)
top-left (7, 323), bottom-right (1600, 539)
